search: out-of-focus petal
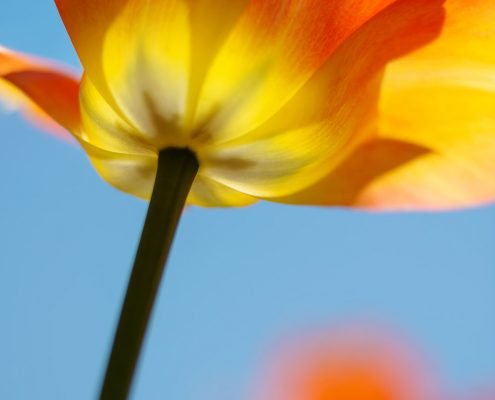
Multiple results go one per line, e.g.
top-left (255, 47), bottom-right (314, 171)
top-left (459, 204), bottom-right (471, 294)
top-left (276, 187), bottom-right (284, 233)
top-left (0, 46), bottom-right (80, 140)
top-left (253, 326), bottom-right (441, 400)
top-left (277, 0), bottom-right (495, 210)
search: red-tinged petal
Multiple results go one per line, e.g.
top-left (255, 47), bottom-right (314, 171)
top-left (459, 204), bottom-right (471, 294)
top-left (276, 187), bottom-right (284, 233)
top-left (192, 0), bottom-right (399, 139)
top-left (275, 0), bottom-right (495, 211)
top-left (358, 0), bottom-right (495, 211)
top-left (0, 46), bottom-right (81, 140)
top-left (201, 0), bottom-right (445, 198)
top-left (55, 0), bottom-right (397, 141)
top-left (56, 0), bottom-right (447, 203)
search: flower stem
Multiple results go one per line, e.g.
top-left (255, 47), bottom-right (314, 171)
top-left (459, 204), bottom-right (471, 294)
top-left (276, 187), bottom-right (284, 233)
top-left (100, 147), bottom-right (199, 400)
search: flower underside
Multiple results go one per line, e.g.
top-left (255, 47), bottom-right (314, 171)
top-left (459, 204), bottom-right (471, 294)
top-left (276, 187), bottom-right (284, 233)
top-left (2, 0), bottom-right (495, 210)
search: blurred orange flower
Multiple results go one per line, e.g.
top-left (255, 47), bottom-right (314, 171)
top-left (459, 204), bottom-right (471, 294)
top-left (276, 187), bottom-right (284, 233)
top-left (252, 326), bottom-right (442, 400)
top-left (1, 1), bottom-right (494, 210)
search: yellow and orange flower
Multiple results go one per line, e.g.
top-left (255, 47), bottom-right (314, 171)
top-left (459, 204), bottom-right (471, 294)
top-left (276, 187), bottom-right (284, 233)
top-left (252, 326), bottom-right (442, 400)
top-left (1, 1), bottom-right (494, 210)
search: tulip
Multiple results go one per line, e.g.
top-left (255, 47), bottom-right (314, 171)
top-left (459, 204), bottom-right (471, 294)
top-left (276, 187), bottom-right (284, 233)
top-left (1, 0), bottom-right (493, 398)
top-left (252, 327), bottom-right (442, 400)
top-left (1, 0), bottom-right (453, 208)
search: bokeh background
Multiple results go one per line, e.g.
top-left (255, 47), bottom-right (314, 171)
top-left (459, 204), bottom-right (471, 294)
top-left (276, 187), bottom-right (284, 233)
top-left (1, 1), bottom-right (494, 399)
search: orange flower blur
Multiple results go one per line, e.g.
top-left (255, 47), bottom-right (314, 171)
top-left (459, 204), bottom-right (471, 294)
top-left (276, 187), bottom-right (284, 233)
top-left (252, 327), bottom-right (441, 400)
top-left (1, 1), bottom-right (494, 210)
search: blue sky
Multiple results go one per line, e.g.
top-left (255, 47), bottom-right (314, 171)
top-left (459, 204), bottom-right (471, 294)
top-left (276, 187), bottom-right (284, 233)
top-left (1, 2), bottom-right (494, 399)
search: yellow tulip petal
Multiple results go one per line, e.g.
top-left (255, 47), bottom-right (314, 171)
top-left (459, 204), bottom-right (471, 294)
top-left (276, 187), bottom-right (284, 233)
top-left (275, 84), bottom-right (495, 211)
top-left (364, 0), bottom-right (495, 210)
top-left (56, 0), bottom-right (253, 147)
top-left (274, 0), bottom-right (495, 210)
top-left (271, 139), bottom-right (431, 207)
top-left (366, 84), bottom-right (495, 210)
top-left (57, 0), bottom-right (188, 144)
top-left (80, 74), bottom-right (154, 155)
top-left (188, 175), bottom-right (257, 207)
top-left (79, 74), bottom-right (256, 206)
top-left (79, 137), bottom-right (157, 200)
top-left (192, 0), bottom-right (398, 141)
top-left (382, 0), bottom-right (495, 148)
top-left (56, 1), bottom-right (398, 143)
top-left (0, 46), bottom-right (80, 139)
top-left (54, 0), bottom-right (446, 204)
top-left (77, 74), bottom-right (158, 199)
top-left (0, 45), bottom-right (161, 200)
top-left (199, 0), bottom-right (445, 198)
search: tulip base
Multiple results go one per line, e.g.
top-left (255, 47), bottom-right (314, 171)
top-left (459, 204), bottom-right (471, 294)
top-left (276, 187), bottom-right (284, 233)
top-left (100, 147), bottom-right (199, 400)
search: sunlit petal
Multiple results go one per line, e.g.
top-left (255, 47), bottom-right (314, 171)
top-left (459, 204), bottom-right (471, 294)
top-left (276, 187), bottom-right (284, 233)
top-left (278, 0), bottom-right (495, 210)
top-left (201, 0), bottom-right (444, 198)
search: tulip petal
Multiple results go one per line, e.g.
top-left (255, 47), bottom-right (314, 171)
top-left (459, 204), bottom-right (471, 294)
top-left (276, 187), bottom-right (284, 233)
top-left (0, 46), bottom-right (80, 139)
top-left (277, 0), bottom-right (495, 210)
top-left (55, 0), bottom-right (453, 206)
top-left (368, 78), bottom-right (495, 210)
top-left (192, 0), bottom-right (398, 140)
top-left (56, 1), bottom-right (397, 141)
top-left (79, 74), bottom-right (256, 205)
top-left (80, 75), bottom-right (153, 155)
top-left (79, 138), bottom-right (157, 199)
top-left (56, 0), bottom-right (254, 147)
top-left (201, 0), bottom-right (445, 198)
top-left (77, 74), bottom-right (159, 199)
top-left (272, 139), bottom-right (432, 207)
top-left (189, 175), bottom-right (257, 207)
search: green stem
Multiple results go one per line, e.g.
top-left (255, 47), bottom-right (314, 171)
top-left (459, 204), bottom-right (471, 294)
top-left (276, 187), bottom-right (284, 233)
top-left (100, 148), bottom-right (199, 400)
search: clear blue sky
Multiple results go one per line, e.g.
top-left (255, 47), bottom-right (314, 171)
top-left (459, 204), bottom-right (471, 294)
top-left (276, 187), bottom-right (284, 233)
top-left (1, 2), bottom-right (494, 399)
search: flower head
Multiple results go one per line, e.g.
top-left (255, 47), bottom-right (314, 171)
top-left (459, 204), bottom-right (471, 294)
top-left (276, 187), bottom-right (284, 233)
top-left (1, 1), bottom-right (494, 210)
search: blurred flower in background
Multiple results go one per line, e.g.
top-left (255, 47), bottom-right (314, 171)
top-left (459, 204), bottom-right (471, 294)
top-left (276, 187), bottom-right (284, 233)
top-left (251, 324), bottom-right (443, 400)
top-left (249, 323), bottom-right (495, 400)
top-left (253, 324), bottom-right (446, 400)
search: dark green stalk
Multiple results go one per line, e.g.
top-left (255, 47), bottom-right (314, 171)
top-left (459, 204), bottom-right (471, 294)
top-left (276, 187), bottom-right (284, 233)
top-left (100, 147), bottom-right (199, 400)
